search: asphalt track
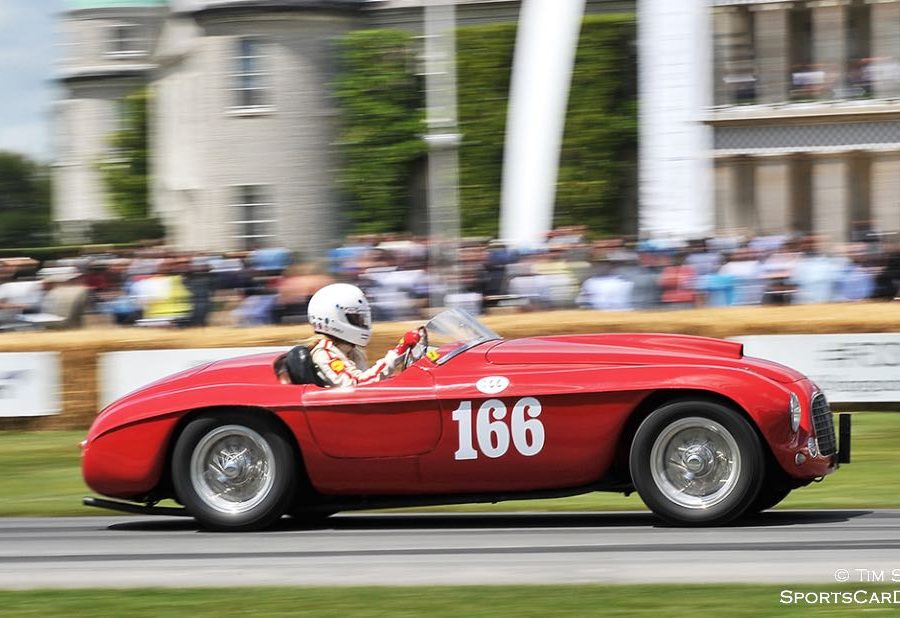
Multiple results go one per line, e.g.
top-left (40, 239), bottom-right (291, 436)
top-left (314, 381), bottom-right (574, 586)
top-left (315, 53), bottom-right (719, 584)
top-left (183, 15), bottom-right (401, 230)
top-left (1, 510), bottom-right (898, 589)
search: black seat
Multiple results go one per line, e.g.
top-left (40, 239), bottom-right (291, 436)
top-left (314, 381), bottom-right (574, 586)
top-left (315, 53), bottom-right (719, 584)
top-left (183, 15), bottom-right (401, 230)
top-left (284, 346), bottom-right (325, 386)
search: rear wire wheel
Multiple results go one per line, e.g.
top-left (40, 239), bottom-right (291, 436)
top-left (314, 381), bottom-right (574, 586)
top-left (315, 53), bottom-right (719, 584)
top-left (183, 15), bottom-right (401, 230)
top-left (172, 412), bottom-right (296, 531)
top-left (630, 400), bottom-right (764, 526)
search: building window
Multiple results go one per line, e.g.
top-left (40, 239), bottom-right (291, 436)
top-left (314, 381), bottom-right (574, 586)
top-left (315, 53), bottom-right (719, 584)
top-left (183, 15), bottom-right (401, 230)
top-left (789, 6), bottom-right (816, 101)
top-left (847, 152), bottom-right (872, 232)
top-left (735, 157), bottom-right (758, 232)
top-left (789, 1), bottom-right (872, 101)
top-left (789, 155), bottom-right (812, 234)
top-left (845, 1), bottom-right (872, 99)
top-left (233, 185), bottom-right (276, 250)
top-left (107, 23), bottom-right (146, 56)
top-left (231, 38), bottom-right (270, 108)
top-left (713, 7), bottom-right (756, 105)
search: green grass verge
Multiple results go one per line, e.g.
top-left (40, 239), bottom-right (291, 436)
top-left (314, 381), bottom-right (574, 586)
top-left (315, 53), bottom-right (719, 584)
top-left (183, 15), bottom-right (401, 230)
top-left (0, 585), bottom-right (897, 616)
top-left (1, 412), bottom-right (898, 517)
top-left (0, 431), bottom-right (86, 517)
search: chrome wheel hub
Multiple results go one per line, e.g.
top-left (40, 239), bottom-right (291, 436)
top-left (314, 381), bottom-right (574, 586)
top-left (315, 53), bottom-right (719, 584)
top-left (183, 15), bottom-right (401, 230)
top-left (682, 444), bottom-right (715, 475)
top-left (649, 417), bottom-right (741, 510)
top-left (190, 425), bottom-right (276, 515)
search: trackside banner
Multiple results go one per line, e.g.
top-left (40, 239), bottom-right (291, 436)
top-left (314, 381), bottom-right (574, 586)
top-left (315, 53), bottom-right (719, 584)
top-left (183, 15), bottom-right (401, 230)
top-left (735, 333), bottom-right (900, 404)
top-left (0, 352), bottom-right (61, 417)
top-left (99, 347), bottom-right (288, 408)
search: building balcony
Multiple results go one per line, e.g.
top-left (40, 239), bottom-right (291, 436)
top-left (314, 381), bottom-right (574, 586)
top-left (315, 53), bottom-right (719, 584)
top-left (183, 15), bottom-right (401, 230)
top-left (55, 63), bottom-right (156, 83)
top-left (706, 96), bottom-right (900, 127)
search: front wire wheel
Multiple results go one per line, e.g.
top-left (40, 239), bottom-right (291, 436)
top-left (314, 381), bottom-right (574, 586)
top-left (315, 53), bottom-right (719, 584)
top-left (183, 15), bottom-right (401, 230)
top-left (173, 413), bottom-right (296, 531)
top-left (650, 417), bottom-right (741, 510)
top-left (630, 400), bottom-right (764, 526)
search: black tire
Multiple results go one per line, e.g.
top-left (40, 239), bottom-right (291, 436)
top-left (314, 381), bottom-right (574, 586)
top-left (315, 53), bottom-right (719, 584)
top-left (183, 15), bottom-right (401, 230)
top-left (288, 507), bottom-right (336, 528)
top-left (629, 400), bottom-right (764, 526)
top-left (747, 480), bottom-right (792, 514)
top-left (172, 412), bottom-right (296, 531)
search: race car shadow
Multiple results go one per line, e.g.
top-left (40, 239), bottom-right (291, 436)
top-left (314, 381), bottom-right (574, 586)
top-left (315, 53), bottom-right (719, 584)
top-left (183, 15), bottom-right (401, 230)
top-left (734, 509), bottom-right (873, 528)
top-left (107, 509), bottom-right (872, 533)
top-left (281, 508), bottom-right (874, 532)
top-left (109, 517), bottom-right (200, 532)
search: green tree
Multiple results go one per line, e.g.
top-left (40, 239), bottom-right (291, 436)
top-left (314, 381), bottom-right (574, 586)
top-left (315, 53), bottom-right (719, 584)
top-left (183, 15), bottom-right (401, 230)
top-left (554, 16), bottom-right (638, 234)
top-left (455, 23), bottom-right (517, 237)
top-left (333, 30), bottom-right (426, 234)
top-left (0, 151), bottom-right (52, 248)
top-left (457, 15), bottom-right (637, 237)
top-left (99, 87), bottom-right (150, 220)
top-left (334, 15), bottom-right (637, 239)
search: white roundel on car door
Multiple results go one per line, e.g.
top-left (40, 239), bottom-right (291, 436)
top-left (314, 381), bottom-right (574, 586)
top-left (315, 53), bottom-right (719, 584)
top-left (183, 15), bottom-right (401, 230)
top-left (476, 376), bottom-right (510, 395)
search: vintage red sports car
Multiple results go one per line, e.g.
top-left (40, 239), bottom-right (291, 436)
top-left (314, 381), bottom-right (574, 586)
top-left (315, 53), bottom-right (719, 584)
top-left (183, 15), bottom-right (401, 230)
top-left (82, 309), bottom-right (849, 531)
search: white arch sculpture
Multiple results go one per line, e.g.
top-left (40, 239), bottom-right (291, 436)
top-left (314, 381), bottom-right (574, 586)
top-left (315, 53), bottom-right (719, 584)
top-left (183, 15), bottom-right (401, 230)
top-left (499, 0), bottom-right (586, 249)
top-left (499, 0), bottom-right (713, 247)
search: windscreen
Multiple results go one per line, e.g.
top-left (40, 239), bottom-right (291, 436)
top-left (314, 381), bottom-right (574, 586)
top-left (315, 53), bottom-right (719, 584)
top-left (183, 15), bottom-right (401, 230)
top-left (424, 308), bottom-right (501, 365)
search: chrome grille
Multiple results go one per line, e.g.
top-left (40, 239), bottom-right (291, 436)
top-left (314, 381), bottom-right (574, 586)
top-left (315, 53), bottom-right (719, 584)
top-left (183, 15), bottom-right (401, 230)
top-left (811, 393), bottom-right (836, 456)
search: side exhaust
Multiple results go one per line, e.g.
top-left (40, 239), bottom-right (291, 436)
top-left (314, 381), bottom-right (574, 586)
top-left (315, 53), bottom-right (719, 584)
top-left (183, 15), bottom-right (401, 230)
top-left (83, 496), bottom-right (189, 516)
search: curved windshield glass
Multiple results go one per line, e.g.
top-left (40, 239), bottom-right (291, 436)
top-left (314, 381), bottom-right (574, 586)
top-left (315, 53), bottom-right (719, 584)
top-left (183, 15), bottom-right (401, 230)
top-left (424, 308), bottom-right (501, 365)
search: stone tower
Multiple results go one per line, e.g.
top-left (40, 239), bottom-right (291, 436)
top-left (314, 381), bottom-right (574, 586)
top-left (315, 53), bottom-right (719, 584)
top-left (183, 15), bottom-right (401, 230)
top-left (53, 0), bottom-right (167, 242)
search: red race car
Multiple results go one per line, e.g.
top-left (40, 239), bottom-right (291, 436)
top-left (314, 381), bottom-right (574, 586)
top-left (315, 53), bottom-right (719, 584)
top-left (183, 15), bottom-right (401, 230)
top-left (82, 309), bottom-right (850, 530)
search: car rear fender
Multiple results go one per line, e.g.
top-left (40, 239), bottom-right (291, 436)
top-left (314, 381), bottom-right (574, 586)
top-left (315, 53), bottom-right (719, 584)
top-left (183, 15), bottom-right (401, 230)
top-left (164, 405), bottom-right (307, 496)
top-left (89, 383), bottom-right (303, 441)
top-left (85, 404), bottom-right (306, 502)
top-left (85, 379), bottom-right (307, 500)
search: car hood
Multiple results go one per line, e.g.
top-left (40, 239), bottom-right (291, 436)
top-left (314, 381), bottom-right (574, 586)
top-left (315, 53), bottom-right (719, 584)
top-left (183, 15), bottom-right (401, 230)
top-left (485, 334), bottom-right (804, 383)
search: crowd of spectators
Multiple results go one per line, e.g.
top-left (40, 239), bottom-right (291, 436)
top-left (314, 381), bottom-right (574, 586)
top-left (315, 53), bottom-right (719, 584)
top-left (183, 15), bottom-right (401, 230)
top-left (1, 226), bottom-right (899, 331)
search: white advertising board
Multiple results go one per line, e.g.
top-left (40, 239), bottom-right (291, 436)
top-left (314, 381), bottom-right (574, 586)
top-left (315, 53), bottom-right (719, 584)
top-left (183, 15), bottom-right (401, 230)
top-left (99, 347), bottom-right (288, 408)
top-left (0, 352), bottom-right (60, 417)
top-left (735, 333), bottom-right (900, 404)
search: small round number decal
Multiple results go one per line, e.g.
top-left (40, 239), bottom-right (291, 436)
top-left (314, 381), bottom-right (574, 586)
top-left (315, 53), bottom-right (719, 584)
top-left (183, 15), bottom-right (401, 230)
top-left (452, 397), bottom-right (545, 460)
top-left (476, 376), bottom-right (510, 395)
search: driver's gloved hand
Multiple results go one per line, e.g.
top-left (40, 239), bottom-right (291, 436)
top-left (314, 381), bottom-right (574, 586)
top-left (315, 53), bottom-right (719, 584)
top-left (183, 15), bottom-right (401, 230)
top-left (395, 329), bottom-right (422, 354)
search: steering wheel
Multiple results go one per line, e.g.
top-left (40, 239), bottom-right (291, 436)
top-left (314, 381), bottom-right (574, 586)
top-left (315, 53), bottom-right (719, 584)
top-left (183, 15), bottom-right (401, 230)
top-left (402, 326), bottom-right (428, 370)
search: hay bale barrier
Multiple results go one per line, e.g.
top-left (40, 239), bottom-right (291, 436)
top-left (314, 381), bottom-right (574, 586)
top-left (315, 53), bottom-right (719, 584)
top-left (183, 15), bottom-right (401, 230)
top-left (2, 303), bottom-right (898, 430)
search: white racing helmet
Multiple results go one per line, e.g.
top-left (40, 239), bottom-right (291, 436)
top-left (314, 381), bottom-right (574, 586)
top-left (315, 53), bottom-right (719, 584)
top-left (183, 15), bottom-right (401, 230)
top-left (307, 283), bottom-right (372, 346)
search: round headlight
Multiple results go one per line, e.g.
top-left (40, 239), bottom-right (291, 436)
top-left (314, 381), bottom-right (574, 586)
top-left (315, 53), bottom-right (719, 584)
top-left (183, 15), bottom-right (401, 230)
top-left (789, 393), bottom-right (801, 433)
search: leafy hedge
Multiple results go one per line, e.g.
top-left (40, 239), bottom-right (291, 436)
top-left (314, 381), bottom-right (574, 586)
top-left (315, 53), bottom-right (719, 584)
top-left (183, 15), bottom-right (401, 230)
top-left (0, 242), bottom-right (148, 263)
top-left (333, 30), bottom-right (426, 233)
top-left (88, 217), bottom-right (165, 245)
top-left (334, 14), bottom-right (637, 237)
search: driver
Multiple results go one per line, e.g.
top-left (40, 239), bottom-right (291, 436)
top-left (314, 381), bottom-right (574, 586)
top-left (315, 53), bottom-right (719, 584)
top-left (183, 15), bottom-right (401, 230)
top-left (307, 283), bottom-right (421, 387)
